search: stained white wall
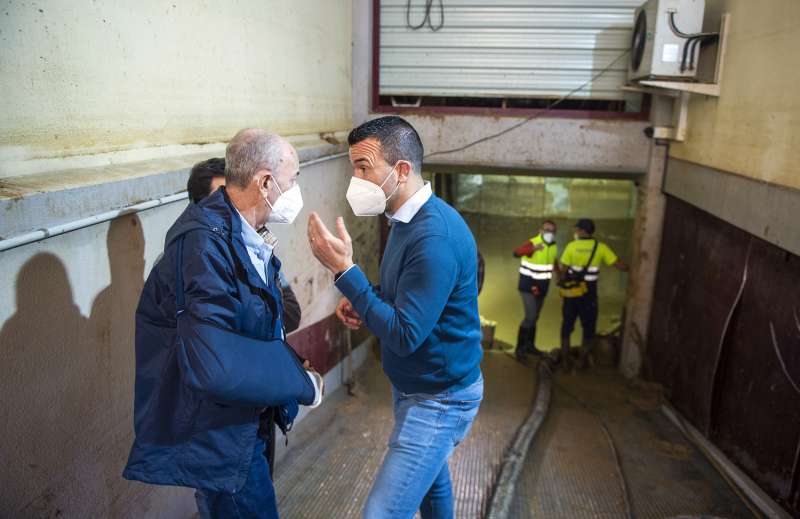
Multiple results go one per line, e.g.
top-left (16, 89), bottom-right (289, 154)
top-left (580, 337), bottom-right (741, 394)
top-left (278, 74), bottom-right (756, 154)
top-left (0, 0), bottom-right (353, 176)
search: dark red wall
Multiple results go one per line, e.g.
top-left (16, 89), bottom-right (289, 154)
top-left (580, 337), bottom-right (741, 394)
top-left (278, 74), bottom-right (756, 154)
top-left (287, 314), bottom-right (373, 376)
top-left (646, 196), bottom-right (800, 514)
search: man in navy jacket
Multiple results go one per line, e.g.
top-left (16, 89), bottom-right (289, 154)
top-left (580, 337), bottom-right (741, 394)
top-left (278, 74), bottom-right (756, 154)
top-left (308, 116), bottom-right (483, 519)
top-left (123, 129), bottom-right (321, 519)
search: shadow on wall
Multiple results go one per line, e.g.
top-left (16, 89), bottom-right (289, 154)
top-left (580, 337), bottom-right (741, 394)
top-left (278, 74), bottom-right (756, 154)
top-left (0, 216), bottom-right (190, 517)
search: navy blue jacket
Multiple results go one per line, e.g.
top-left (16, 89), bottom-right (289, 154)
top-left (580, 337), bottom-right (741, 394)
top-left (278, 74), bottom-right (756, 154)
top-left (123, 188), bottom-right (315, 492)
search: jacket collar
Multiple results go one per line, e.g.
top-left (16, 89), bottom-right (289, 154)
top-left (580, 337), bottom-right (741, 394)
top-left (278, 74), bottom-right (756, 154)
top-left (219, 188), bottom-right (278, 292)
top-left (166, 187), bottom-right (277, 292)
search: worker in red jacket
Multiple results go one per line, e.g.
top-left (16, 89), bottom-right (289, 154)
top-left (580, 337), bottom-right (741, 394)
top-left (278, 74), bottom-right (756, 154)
top-left (512, 220), bottom-right (558, 360)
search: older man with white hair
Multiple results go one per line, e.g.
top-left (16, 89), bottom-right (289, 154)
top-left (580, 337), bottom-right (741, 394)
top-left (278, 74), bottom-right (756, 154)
top-left (123, 129), bottom-right (322, 519)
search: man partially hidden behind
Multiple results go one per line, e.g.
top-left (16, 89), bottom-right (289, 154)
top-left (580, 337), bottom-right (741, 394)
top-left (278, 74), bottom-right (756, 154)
top-left (307, 116), bottom-right (483, 519)
top-left (123, 129), bottom-right (322, 519)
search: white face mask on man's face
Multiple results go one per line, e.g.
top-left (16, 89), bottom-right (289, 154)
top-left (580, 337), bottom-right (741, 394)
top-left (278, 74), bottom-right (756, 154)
top-left (264, 178), bottom-right (303, 224)
top-left (542, 231), bottom-right (555, 244)
top-left (346, 164), bottom-right (400, 217)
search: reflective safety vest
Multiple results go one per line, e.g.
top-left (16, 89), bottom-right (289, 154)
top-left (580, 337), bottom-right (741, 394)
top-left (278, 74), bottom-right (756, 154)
top-left (559, 239), bottom-right (618, 283)
top-left (519, 234), bottom-right (558, 281)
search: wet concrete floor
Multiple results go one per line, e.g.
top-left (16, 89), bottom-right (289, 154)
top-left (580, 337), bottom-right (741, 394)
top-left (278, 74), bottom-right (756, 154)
top-left (273, 347), bottom-right (754, 518)
top-left (273, 349), bottom-right (538, 518)
top-left (510, 366), bottom-right (755, 519)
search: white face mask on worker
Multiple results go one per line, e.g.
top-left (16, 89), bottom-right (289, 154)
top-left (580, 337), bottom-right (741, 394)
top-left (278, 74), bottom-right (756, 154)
top-left (264, 180), bottom-right (303, 224)
top-left (542, 232), bottom-right (555, 244)
top-left (346, 164), bottom-right (400, 216)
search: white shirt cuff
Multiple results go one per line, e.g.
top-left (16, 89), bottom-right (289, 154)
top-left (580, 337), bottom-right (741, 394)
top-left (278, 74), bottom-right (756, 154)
top-left (305, 370), bottom-right (323, 408)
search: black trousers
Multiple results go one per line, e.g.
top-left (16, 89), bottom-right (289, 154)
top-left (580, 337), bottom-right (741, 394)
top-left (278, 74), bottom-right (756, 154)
top-left (561, 287), bottom-right (598, 342)
top-left (258, 408), bottom-right (277, 475)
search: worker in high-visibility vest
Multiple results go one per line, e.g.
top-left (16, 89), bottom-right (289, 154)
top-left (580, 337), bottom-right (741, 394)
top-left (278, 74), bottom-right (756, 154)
top-left (512, 219), bottom-right (558, 360)
top-left (557, 218), bottom-right (628, 370)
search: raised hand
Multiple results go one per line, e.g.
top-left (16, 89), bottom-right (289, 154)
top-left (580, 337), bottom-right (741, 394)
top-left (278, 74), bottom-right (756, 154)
top-left (307, 212), bottom-right (354, 274)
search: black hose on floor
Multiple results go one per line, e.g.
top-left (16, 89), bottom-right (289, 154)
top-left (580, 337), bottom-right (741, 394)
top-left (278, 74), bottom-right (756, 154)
top-left (484, 359), bottom-right (553, 519)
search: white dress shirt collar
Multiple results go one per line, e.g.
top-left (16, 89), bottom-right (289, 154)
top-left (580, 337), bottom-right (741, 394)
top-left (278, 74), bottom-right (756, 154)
top-left (386, 182), bottom-right (433, 224)
top-left (235, 209), bottom-right (273, 284)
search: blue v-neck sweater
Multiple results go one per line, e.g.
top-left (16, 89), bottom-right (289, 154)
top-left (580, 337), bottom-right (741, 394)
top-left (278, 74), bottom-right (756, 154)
top-left (336, 195), bottom-right (483, 394)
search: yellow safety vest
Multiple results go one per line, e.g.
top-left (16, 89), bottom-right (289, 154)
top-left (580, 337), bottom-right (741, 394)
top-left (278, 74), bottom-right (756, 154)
top-left (559, 239), bottom-right (618, 282)
top-left (519, 234), bottom-right (558, 281)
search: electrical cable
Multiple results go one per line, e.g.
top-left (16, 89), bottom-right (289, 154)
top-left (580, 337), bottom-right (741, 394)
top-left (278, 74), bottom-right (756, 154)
top-left (683, 34), bottom-right (719, 72)
top-left (769, 322), bottom-right (800, 397)
top-left (667, 11), bottom-right (718, 39)
top-left (707, 238), bottom-right (752, 436)
top-left (681, 36), bottom-right (698, 72)
top-left (406, 0), bottom-right (444, 32)
top-left (667, 11), bottom-right (718, 73)
top-left (424, 49), bottom-right (631, 160)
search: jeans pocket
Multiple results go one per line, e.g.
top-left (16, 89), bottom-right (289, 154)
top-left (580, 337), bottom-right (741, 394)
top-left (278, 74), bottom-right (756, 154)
top-left (453, 378), bottom-right (484, 405)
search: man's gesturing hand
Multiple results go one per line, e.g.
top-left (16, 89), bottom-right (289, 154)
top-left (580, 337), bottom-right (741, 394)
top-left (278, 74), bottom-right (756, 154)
top-left (336, 297), bottom-right (362, 330)
top-left (307, 212), bottom-right (354, 274)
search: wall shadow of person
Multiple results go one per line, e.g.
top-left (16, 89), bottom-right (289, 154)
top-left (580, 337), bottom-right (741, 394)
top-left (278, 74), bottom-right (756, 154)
top-left (0, 214), bottom-right (150, 518)
top-left (0, 252), bottom-right (94, 517)
top-left (87, 214), bottom-right (148, 516)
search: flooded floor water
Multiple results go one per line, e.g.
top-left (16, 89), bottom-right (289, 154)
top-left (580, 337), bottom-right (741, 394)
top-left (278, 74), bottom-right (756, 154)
top-left (454, 175), bottom-right (635, 350)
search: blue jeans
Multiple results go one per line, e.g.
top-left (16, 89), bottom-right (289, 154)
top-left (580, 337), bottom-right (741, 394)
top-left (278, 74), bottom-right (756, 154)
top-left (364, 376), bottom-right (484, 519)
top-left (195, 440), bottom-right (278, 519)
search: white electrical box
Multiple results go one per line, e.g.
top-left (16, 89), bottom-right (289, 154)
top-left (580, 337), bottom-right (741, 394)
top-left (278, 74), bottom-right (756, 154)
top-left (628, 0), bottom-right (706, 81)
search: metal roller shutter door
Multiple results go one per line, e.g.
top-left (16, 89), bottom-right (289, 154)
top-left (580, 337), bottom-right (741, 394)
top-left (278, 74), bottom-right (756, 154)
top-left (379, 0), bottom-right (642, 100)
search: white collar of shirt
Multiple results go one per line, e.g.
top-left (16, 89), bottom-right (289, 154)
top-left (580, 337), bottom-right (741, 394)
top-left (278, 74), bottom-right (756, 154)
top-left (386, 182), bottom-right (432, 224)
top-left (236, 209), bottom-right (273, 283)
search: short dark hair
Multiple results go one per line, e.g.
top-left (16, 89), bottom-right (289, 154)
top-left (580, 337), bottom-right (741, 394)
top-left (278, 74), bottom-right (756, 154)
top-left (187, 157), bottom-right (225, 203)
top-left (542, 219), bottom-right (556, 228)
top-left (347, 116), bottom-right (423, 175)
top-left (575, 218), bottom-right (596, 235)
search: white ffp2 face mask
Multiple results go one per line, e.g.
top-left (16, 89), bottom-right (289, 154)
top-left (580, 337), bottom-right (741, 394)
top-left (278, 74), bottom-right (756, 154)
top-left (346, 165), bottom-right (400, 216)
top-left (265, 180), bottom-right (303, 224)
top-left (542, 232), bottom-right (555, 244)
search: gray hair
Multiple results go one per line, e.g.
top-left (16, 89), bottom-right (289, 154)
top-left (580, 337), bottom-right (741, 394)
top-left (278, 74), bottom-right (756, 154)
top-left (224, 129), bottom-right (286, 188)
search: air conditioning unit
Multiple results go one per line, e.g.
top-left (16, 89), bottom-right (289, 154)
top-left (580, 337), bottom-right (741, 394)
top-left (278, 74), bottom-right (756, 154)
top-left (628, 0), bottom-right (706, 81)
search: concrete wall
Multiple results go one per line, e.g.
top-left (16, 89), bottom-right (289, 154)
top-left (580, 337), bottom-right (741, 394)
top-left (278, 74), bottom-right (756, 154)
top-left (1, 0), bottom-right (352, 178)
top-left (668, 0), bottom-right (800, 190)
top-left (0, 156), bottom-right (378, 518)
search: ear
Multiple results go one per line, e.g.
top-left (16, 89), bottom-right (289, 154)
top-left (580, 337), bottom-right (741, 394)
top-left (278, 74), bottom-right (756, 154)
top-left (257, 171), bottom-right (272, 191)
top-left (395, 161), bottom-right (413, 183)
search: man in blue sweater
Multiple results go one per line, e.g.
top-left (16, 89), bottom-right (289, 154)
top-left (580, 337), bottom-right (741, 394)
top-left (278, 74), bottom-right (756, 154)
top-left (307, 116), bottom-right (483, 519)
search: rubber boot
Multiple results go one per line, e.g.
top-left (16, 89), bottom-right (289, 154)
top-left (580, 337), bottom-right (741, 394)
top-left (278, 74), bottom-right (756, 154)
top-left (515, 326), bottom-right (531, 361)
top-left (527, 325), bottom-right (544, 357)
top-left (560, 336), bottom-right (573, 372)
top-left (579, 337), bottom-right (596, 370)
